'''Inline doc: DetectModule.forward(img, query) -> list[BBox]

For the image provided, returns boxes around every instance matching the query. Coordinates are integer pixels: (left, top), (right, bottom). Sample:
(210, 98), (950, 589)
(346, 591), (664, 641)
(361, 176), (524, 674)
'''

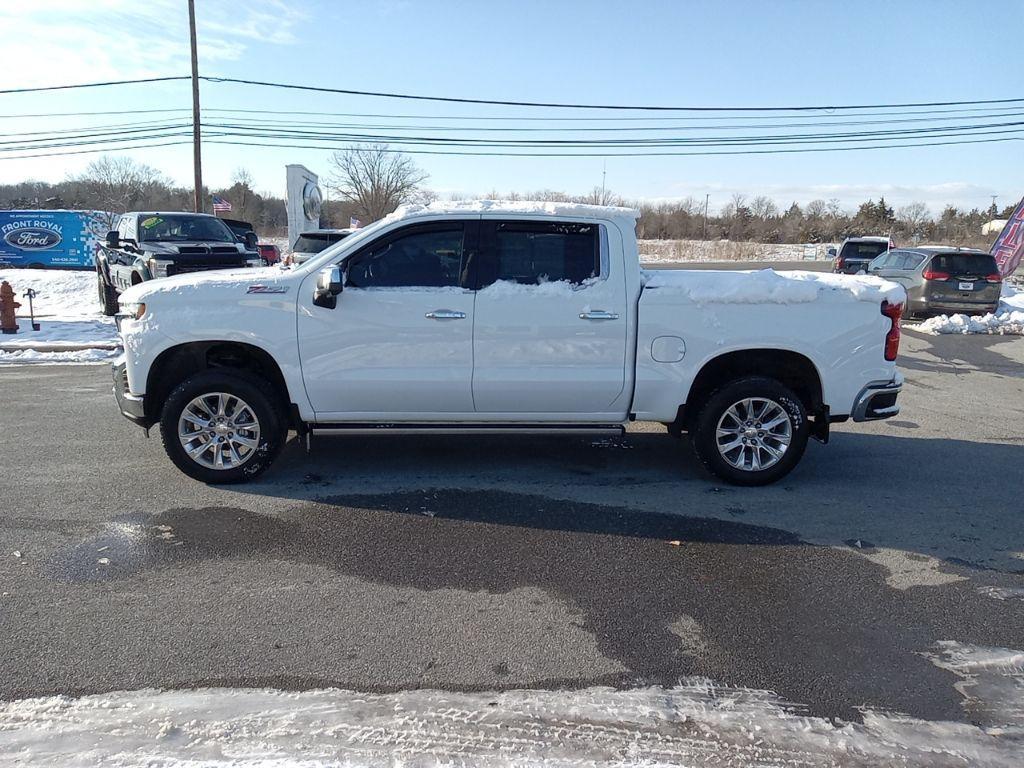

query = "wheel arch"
(678, 347), (824, 430)
(145, 340), (294, 426)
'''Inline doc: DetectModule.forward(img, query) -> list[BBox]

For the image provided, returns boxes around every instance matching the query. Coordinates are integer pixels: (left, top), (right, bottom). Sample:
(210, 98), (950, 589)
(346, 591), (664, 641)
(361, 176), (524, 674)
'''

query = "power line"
(0, 76), (188, 95)
(200, 75), (1024, 112)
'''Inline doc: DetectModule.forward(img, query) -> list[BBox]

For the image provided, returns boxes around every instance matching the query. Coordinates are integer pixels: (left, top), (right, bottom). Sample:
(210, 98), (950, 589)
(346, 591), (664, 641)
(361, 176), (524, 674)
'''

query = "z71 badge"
(246, 285), (289, 294)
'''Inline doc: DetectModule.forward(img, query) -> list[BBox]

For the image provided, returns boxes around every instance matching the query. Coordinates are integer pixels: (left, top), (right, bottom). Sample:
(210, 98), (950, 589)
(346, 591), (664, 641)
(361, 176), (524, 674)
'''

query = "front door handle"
(425, 309), (466, 320)
(579, 310), (619, 320)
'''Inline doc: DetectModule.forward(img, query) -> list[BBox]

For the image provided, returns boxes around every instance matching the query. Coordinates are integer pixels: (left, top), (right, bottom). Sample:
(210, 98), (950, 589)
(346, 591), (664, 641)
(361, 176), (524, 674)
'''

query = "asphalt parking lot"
(1, 326), (1022, 730)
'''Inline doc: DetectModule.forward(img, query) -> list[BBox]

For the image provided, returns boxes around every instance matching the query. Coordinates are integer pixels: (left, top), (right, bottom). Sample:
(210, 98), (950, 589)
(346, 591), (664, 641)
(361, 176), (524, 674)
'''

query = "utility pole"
(601, 160), (606, 204)
(188, 0), (203, 213)
(990, 194), (998, 214)
(702, 193), (710, 240)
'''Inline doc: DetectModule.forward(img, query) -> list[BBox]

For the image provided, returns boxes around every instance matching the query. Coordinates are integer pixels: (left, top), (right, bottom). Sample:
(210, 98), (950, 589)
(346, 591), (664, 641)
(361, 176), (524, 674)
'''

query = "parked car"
(112, 203), (905, 486)
(831, 236), (893, 274)
(95, 212), (262, 315)
(291, 229), (355, 265)
(868, 246), (1001, 318)
(258, 243), (282, 265)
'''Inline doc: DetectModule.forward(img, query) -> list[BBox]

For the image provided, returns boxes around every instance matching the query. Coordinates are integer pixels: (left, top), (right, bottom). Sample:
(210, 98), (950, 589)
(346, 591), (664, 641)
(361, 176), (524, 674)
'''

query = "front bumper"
(851, 373), (903, 422)
(112, 357), (151, 428)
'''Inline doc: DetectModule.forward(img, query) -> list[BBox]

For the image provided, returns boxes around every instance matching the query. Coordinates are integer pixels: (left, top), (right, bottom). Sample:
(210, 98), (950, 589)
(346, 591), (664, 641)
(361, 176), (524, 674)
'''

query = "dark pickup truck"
(95, 212), (262, 315)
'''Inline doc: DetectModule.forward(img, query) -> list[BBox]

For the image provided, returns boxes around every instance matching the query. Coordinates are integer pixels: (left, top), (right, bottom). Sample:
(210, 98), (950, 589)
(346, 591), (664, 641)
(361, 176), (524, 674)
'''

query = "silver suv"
(867, 247), (1001, 318)
(830, 236), (892, 274)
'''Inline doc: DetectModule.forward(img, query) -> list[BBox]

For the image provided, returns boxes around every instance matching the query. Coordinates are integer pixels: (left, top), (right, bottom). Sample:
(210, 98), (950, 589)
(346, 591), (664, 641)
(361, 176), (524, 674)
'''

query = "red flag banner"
(990, 197), (1024, 277)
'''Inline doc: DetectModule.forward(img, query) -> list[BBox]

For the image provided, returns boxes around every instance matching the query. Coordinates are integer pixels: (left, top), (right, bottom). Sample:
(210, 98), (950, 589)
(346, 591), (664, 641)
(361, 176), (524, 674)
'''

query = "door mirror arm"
(313, 265), (344, 309)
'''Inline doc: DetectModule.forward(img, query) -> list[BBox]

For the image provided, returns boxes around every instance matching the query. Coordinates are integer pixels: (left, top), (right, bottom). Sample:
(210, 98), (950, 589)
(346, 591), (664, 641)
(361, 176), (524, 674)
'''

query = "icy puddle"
(1, 642), (1021, 767)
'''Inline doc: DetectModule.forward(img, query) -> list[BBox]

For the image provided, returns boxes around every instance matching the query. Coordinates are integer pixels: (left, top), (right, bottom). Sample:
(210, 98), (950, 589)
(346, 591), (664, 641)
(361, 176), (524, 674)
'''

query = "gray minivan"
(868, 247), (1001, 318)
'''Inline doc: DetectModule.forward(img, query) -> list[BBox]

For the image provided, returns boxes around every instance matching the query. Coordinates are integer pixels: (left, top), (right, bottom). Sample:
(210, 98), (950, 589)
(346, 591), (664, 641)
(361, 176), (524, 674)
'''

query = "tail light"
(986, 273), (1003, 283)
(835, 256), (846, 270)
(881, 301), (902, 361)
(922, 269), (950, 281)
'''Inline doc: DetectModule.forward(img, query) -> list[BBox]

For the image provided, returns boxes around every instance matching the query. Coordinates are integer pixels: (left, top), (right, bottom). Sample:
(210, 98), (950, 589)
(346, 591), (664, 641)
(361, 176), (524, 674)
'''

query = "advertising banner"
(286, 165), (322, 250)
(990, 197), (1024, 278)
(0, 210), (111, 269)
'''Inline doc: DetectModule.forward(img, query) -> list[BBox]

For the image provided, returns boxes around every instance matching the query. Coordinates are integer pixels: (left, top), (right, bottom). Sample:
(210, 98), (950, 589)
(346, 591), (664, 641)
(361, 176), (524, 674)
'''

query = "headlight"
(119, 302), (147, 320)
(147, 258), (172, 277)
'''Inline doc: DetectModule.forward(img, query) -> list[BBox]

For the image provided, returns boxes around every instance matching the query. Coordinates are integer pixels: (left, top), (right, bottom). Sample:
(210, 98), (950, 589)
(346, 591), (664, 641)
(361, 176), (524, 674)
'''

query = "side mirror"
(105, 230), (120, 248)
(826, 246), (837, 258)
(244, 231), (259, 250)
(313, 265), (343, 309)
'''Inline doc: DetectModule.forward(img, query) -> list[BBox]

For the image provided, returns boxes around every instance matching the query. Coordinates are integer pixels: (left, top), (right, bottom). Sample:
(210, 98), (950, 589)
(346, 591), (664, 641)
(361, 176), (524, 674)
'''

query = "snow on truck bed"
(643, 268), (906, 305)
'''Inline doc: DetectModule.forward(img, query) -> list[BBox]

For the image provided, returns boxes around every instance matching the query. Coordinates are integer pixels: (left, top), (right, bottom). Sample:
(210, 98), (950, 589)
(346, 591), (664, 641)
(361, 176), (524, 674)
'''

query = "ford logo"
(3, 227), (62, 251)
(302, 180), (322, 221)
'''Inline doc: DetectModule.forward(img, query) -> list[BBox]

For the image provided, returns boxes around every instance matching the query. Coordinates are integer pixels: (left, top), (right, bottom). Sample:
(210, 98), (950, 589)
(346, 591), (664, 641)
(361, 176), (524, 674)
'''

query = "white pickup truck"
(113, 202), (905, 486)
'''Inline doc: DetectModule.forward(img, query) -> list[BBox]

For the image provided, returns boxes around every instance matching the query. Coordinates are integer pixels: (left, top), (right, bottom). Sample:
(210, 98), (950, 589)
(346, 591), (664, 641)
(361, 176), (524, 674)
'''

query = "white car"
(113, 201), (905, 486)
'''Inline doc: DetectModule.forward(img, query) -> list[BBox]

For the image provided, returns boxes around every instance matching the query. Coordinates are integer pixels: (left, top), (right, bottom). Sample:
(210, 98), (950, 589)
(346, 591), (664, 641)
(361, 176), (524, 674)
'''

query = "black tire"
(97, 271), (119, 316)
(689, 376), (809, 486)
(159, 369), (286, 484)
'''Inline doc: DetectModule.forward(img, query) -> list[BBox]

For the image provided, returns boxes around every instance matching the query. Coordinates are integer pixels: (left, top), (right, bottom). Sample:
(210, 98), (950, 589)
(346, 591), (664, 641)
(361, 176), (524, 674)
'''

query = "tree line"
(0, 149), (1014, 249)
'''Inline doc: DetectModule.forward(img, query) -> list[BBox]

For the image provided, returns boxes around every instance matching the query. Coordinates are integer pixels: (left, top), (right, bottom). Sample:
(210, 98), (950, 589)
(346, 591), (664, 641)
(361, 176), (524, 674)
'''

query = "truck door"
(470, 219), (629, 418)
(297, 220), (478, 419)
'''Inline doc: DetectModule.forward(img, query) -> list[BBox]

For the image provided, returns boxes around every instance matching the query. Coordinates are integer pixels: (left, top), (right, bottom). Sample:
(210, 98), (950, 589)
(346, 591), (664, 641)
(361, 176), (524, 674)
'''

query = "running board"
(309, 423), (625, 437)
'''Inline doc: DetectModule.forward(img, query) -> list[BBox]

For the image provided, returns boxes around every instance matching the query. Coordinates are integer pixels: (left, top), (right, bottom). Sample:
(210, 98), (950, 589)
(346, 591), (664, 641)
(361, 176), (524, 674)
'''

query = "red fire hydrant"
(0, 281), (20, 334)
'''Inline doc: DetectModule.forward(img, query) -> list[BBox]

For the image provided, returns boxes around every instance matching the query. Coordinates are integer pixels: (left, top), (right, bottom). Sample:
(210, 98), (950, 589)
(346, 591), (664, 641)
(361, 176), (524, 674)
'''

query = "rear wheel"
(690, 376), (809, 486)
(97, 272), (118, 316)
(160, 370), (286, 483)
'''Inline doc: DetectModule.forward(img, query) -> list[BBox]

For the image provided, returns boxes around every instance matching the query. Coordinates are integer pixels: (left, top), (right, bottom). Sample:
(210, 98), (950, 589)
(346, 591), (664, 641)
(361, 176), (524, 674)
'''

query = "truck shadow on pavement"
(44, 431), (1024, 723)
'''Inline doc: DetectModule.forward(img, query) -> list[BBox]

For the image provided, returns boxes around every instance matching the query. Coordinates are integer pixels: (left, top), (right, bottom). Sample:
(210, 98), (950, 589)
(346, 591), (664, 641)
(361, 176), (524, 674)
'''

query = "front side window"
(479, 221), (600, 287)
(345, 225), (465, 288)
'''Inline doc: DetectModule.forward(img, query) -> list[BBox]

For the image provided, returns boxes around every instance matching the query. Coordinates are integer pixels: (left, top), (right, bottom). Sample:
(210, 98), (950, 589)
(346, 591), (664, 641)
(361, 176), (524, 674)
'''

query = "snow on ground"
(640, 240), (831, 264)
(1, 641), (1020, 767)
(918, 282), (1024, 335)
(0, 269), (119, 365)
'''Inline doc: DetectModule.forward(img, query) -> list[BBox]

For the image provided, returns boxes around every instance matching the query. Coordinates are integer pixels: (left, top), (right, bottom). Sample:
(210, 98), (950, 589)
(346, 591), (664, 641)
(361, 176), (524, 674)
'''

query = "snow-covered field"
(918, 281), (1024, 335)
(0, 269), (120, 365)
(1, 640), (1020, 767)
(639, 240), (830, 264)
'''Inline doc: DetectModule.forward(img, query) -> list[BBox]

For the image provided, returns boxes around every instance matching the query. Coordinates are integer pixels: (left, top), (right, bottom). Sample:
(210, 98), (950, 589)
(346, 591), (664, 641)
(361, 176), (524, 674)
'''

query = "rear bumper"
(912, 297), (999, 315)
(111, 358), (151, 428)
(851, 373), (903, 422)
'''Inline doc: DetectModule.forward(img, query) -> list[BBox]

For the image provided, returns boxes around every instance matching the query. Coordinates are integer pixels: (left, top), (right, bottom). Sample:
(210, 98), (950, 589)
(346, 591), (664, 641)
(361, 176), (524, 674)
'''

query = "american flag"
(212, 194), (232, 213)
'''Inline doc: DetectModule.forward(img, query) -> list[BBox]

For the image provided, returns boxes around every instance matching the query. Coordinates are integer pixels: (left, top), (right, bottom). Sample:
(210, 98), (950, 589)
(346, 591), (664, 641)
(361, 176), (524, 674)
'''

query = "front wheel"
(97, 272), (118, 316)
(690, 376), (809, 486)
(160, 370), (286, 483)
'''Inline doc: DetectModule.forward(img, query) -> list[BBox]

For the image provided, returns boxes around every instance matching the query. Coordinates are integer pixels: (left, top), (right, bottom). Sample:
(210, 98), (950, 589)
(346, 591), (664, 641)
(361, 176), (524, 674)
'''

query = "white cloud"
(0, 0), (306, 88)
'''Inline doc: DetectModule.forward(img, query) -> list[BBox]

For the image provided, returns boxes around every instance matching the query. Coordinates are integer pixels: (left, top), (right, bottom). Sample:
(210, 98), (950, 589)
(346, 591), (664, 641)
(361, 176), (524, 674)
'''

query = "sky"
(0, 0), (1021, 215)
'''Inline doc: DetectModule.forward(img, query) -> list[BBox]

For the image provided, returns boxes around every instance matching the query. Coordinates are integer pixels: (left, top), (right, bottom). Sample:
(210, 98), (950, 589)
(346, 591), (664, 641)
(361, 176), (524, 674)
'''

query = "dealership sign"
(0, 210), (109, 268)
(991, 197), (1024, 278)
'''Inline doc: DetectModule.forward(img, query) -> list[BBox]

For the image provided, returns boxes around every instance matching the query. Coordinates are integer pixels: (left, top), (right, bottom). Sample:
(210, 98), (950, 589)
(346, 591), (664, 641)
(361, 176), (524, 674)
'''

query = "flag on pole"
(990, 197), (1024, 278)
(212, 195), (232, 213)
(349, 216), (362, 229)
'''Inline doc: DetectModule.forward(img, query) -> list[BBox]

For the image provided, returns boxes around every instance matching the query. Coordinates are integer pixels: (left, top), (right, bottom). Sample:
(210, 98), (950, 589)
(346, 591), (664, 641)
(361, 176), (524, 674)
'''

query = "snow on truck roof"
(384, 200), (641, 225)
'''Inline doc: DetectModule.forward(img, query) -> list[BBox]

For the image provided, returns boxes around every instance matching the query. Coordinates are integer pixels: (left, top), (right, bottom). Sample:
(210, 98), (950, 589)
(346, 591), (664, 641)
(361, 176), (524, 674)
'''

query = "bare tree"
(67, 155), (167, 226)
(586, 185), (621, 206)
(326, 144), (428, 222)
(897, 201), (930, 233)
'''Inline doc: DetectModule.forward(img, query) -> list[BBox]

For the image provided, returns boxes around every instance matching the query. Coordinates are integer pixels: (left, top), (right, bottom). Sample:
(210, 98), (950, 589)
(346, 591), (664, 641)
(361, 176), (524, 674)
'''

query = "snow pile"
(918, 283), (1024, 335)
(643, 268), (905, 305)
(2, 643), (1021, 768)
(0, 269), (119, 365)
(386, 199), (641, 224)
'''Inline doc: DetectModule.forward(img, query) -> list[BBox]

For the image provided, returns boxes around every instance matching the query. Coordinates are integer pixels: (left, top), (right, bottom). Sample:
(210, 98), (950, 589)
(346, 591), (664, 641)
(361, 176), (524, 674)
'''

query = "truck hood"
(119, 266), (292, 304)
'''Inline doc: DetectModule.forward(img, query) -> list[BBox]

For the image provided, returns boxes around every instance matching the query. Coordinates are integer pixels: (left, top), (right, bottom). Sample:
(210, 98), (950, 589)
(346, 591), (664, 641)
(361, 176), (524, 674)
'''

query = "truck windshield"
(138, 215), (237, 243)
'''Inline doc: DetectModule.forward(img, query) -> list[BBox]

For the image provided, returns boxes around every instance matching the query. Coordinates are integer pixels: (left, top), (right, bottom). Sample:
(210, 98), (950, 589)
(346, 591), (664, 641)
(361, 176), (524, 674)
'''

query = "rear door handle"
(425, 309), (466, 320)
(579, 310), (619, 320)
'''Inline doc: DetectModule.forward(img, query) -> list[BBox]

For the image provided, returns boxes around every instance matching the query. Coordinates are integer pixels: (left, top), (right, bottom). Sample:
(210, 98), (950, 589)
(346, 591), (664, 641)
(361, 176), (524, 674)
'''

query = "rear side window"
(479, 221), (599, 287)
(928, 253), (998, 276)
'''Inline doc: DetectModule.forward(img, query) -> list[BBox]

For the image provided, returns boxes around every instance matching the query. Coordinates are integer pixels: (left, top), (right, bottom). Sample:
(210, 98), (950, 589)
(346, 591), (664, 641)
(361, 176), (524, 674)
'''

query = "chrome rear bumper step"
(310, 423), (625, 437)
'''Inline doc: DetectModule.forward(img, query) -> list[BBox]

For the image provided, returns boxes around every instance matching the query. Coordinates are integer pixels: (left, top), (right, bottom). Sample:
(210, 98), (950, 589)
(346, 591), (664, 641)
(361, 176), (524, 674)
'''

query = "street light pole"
(188, 0), (203, 213)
